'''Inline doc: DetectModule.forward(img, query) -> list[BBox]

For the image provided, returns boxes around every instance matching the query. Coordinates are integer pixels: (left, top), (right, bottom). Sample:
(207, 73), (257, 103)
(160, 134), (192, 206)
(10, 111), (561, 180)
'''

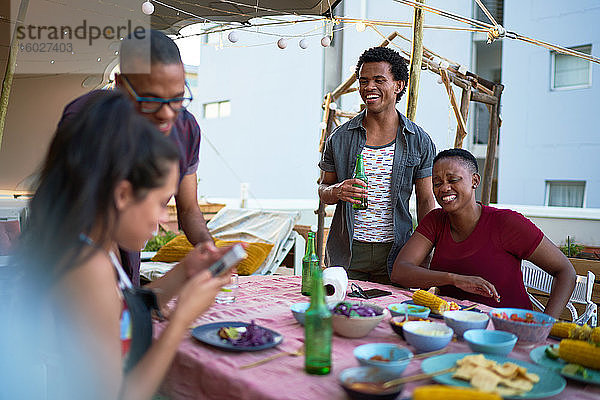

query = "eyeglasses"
(120, 75), (193, 114)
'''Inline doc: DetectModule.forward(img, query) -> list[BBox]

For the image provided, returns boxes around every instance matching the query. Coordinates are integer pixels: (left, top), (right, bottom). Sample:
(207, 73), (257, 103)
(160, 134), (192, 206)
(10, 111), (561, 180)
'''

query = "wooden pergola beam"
(0, 0), (30, 150)
(440, 69), (468, 148)
(406, 0), (425, 121)
(455, 87), (472, 148)
(481, 84), (504, 205)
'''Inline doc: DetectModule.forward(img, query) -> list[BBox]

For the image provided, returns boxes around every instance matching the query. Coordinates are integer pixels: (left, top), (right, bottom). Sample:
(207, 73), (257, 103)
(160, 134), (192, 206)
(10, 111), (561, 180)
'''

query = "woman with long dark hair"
(9, 91), (232, 400)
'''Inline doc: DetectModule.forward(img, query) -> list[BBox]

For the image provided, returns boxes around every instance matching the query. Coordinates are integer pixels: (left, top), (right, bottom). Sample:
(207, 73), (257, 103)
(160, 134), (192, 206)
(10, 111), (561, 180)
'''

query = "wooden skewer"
(239, 345), (304, 370)
(382, 366), (457, 389)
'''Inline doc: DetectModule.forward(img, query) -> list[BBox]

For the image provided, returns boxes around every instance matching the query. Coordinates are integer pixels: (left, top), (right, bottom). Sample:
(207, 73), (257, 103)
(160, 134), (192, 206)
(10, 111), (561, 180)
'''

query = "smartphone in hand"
(208, 243), (247, 277)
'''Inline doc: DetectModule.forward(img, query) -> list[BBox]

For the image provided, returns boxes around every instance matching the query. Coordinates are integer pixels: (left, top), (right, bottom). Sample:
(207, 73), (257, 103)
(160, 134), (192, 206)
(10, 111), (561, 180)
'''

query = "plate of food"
(191, 321), (283, 352)
(421, 352), (565, 399)
(529, 345), (600, 386)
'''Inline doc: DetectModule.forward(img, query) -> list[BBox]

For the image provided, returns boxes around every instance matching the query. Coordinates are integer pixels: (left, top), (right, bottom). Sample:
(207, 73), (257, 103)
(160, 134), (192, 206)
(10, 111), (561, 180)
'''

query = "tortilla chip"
(453, 365), (478, 381)
(471, 369), (501, 392)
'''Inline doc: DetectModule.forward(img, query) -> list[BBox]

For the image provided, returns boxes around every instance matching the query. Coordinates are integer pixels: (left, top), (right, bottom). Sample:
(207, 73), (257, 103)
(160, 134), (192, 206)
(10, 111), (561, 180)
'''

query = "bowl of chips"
(489, 308), (555, 345)
(332, 301), (388, 338)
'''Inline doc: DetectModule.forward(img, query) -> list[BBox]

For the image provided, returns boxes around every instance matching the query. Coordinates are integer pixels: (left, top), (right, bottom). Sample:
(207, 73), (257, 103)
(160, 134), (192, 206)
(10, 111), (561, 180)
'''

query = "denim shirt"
(318, 109), (436, 275)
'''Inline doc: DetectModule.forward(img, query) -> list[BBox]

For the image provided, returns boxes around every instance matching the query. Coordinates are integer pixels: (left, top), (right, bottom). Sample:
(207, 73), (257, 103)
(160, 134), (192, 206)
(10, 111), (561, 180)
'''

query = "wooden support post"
(454, 87), (471, 148)
(440, 70), (468, 148)
(0, 0), (30, 150)
(316, 104), (338, 266)
(481, 84), (504, 205)
(406, 0), (425, 121)
(318, 93), (333, 153)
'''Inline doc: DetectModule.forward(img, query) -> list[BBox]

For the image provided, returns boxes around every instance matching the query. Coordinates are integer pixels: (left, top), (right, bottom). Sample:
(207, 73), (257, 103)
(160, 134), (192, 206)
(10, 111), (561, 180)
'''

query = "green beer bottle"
(304, 261), (332, 375)
(352, 154), (368, 210)
(301, 231), (319, 296)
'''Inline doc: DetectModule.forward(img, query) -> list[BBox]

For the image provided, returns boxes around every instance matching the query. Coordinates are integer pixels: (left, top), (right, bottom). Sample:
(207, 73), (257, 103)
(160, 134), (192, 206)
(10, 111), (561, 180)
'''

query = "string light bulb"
(277, 38), (287, 49)
(228, 31), (239, 43)
(355, 21), (366, 32)
(299, 39), (308, 49)
(141, 1), (154, 15)
(320, 36), (331, 47)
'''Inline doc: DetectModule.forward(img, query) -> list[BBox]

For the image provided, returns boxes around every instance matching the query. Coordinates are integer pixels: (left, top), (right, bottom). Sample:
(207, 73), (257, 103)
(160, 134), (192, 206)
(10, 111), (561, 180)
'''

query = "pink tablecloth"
(155, 275), (600, 400)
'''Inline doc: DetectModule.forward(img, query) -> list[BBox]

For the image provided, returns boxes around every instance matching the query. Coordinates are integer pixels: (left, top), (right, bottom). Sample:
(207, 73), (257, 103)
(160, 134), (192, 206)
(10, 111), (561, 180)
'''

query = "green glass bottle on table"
(352, 153), (368, 210)
(301, 231), (319, 296)
(304, 259), (332, 375)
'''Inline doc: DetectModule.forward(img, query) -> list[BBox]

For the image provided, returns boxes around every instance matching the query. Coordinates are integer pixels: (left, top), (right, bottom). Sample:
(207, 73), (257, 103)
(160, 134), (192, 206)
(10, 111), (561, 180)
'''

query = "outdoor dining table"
(154, 275), (600, 400)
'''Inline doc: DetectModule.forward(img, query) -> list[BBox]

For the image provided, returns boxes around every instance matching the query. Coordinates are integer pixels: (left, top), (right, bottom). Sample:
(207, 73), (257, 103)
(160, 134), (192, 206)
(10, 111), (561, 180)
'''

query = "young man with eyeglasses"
(58, 30), (213, 286)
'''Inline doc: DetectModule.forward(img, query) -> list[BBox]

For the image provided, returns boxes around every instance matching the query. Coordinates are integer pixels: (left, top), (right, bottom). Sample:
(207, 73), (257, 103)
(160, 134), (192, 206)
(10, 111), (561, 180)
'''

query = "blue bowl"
(463, 329), (518, 356)
(443, 310), (489, 338)
(402, 321), (453, 353)
(489, 308), (555, 345)
(353, 343), (413, 375)
(387, 303), (430, 319)
(339, 366), (403, 400)
(290, 302), (310, 325)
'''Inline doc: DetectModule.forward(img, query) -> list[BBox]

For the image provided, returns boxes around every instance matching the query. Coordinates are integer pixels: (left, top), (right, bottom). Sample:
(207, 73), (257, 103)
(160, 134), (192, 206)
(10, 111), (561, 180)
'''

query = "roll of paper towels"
(322, 267), (348, 306)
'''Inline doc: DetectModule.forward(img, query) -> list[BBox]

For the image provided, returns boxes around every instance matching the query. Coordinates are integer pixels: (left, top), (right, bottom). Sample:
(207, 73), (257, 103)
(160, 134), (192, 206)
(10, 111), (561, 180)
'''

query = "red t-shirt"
(415, 205), (543, 308)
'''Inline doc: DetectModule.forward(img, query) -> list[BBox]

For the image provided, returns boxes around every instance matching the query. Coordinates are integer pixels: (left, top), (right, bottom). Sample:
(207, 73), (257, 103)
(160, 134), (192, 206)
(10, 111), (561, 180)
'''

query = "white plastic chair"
(521, 260), (597, 327)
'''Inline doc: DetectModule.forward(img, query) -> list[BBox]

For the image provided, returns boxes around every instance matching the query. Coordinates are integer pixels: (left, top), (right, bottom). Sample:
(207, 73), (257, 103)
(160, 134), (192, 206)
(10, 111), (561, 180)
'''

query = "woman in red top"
(391, 148), (575, 317)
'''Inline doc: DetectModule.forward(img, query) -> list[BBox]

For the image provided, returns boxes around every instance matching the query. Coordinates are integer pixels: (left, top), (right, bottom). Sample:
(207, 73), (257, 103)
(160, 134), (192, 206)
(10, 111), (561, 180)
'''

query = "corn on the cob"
(558, 339), (600, 370)
(550, 322), (578, 338)
(591, 327), (600, 344)
(413, 385), (502, 400)
(412, 289), (449, 314)
(571, 324), (593, 340)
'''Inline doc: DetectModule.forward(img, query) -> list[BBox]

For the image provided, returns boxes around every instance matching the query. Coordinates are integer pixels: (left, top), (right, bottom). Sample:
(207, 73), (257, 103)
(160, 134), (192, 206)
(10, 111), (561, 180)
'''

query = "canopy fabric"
(152, 1), (342, 32)
(0, 0), (341, 192)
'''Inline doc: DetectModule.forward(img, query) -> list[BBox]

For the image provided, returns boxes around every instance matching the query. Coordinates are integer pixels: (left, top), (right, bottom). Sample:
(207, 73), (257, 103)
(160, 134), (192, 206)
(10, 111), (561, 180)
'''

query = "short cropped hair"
(120, 29), (182, 73)
(433, 148), (479, 174)
(355, 47), (409, 102)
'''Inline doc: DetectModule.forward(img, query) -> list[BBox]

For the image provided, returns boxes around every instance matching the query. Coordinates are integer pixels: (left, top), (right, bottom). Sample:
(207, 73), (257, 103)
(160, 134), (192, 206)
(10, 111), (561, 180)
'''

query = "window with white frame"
(551, 45), (592, 90)
(203, 100), (231, 119)
(545, 180), (586, 207)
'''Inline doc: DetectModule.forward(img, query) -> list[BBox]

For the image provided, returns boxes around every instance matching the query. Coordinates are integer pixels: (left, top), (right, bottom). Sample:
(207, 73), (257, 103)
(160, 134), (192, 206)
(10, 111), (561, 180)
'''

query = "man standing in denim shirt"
(318, 47), (436, 284)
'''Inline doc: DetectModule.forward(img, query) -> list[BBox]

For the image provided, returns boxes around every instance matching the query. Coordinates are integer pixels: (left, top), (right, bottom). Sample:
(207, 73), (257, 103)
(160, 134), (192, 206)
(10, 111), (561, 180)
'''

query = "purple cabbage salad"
(333, 302), (382, 318)
(221, 321), (274, 347)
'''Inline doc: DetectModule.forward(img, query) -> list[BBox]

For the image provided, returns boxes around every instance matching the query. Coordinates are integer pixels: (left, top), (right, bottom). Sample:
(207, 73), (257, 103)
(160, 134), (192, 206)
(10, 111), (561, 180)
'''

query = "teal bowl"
(353, 343), (413, 375)
(387, 303), (431, 319)
(463, 329), (518, 356)
(290, 302), (310, 325)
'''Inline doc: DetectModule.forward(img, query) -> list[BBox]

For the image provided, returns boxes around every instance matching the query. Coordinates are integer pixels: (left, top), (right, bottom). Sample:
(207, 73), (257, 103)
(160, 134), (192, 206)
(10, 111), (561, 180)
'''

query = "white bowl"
(331, 302), (388, 338)
(443, 310), (489, 338)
